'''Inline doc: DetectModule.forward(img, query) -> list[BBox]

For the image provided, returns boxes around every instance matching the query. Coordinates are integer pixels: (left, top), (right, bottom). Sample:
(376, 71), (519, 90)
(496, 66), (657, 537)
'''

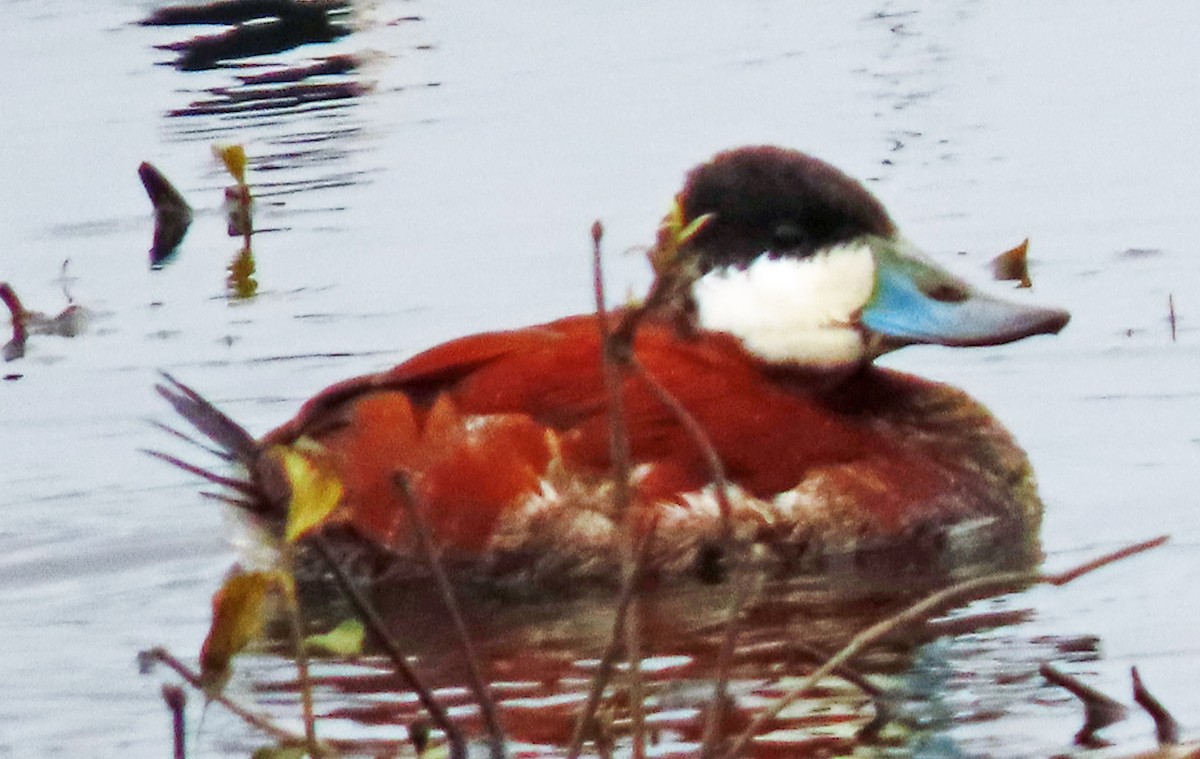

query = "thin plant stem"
(309, 536), (467, 759)
(393, 472), (507, 759)
(565, 520), (659, 759)
(1045, 536), (1167, 586)
(591, 221), (645, 759)
(1, 283), (28, 359)
(1168, 294), (1177, 343)
(629, 357), (734, 551)
(141, 647), (305, 746)
(771, 640), (885, 698)
(161, 685), (187, 759)
(698, 571), (760, 759)
(622, 604), (646, 759)
(281, 543), (321, 756)
(720, 535), (1168, 759)
(1040, 662), (1127, 746)
(617, 230), (753, 758)
(1131, 666), (1181, 746)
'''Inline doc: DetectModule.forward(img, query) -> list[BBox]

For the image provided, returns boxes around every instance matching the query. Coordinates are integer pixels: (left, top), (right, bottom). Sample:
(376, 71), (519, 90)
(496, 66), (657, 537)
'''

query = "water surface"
(2, 2), (1199, 757)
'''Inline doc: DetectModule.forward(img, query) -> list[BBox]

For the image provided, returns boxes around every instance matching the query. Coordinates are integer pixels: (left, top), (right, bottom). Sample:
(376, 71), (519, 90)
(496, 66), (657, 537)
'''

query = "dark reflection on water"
(143, 0), (353, 72)
(164, 56), (365, 121)
(140, 0), (404, 204)
(233, 561), (1102, 758)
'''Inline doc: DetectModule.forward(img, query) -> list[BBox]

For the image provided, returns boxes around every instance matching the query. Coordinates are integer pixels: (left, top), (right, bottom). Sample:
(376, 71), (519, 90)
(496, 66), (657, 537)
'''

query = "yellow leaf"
(272, 443), (344, 543)
(304, 619), (365, 658)
(199, 570), (280, 697)
(214, 143), (248, 185)
(650, 195), (712, 276)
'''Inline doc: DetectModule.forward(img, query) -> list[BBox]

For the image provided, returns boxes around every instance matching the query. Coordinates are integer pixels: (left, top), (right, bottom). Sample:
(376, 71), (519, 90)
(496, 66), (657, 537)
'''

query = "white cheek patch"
(693, 242), (876, 368)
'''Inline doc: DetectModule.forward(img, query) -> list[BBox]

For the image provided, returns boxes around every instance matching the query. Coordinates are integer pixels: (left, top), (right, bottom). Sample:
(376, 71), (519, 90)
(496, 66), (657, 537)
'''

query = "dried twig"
(1045, 536), (1167, 586)
(161, 684), (187, 759)
(608, 203), (704, 349)
(309, 536), (466, 759)
(720, 535), (1168, 759)
(760, 638), (896, 741)
(1132, 666), (1181, 746)
(612, 218), (752, 757)
(281, 544), (321, 756)
(629, 357), (734, 567)
(393, 472), (507, 759)
(566, 519), (659, 759)
(591, 220), (647, 759)
(1, 283), (28, 361)
(140, 647), (305, 746)
(698, 570), (760, 759)
(1041, 662), (1128, 746)
(584, 213), (750, 757)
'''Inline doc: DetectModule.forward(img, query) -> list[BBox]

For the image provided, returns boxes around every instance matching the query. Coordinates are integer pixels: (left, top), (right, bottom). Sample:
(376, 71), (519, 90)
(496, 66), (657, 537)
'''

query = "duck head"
(676, 146), (1070, 372)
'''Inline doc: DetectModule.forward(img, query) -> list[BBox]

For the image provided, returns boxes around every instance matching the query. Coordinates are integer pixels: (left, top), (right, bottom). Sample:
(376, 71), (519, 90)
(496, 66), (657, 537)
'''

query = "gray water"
(2, 2), (1199, 757)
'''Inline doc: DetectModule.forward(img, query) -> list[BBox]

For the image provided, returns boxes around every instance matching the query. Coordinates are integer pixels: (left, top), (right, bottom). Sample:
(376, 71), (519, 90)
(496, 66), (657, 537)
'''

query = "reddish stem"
(1, 283), (29, 354)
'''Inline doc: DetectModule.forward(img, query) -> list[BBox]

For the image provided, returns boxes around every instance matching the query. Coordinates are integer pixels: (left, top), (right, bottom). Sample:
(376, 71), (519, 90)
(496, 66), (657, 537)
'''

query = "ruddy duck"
(157, 146), (1069, 588)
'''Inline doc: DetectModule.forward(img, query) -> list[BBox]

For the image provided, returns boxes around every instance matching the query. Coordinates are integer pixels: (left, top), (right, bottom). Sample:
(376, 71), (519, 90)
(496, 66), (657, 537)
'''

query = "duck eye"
(770, 222), (809, 250)
(924, 282), (969, 303)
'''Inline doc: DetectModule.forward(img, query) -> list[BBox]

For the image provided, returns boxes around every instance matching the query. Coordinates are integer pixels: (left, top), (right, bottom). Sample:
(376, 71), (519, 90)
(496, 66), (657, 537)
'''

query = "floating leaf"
(272, 442), (344, 543)
(214, 143), (248, 185)
(200, 570), (280, 697)
(991, 238), (1032, 288)
(304, 619), (365, 658)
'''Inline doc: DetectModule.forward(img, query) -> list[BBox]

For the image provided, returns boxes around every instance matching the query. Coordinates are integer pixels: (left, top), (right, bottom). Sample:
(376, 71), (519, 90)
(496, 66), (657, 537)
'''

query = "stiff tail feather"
(154, 372), (257, 463)
(147, 372), (275, 516)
